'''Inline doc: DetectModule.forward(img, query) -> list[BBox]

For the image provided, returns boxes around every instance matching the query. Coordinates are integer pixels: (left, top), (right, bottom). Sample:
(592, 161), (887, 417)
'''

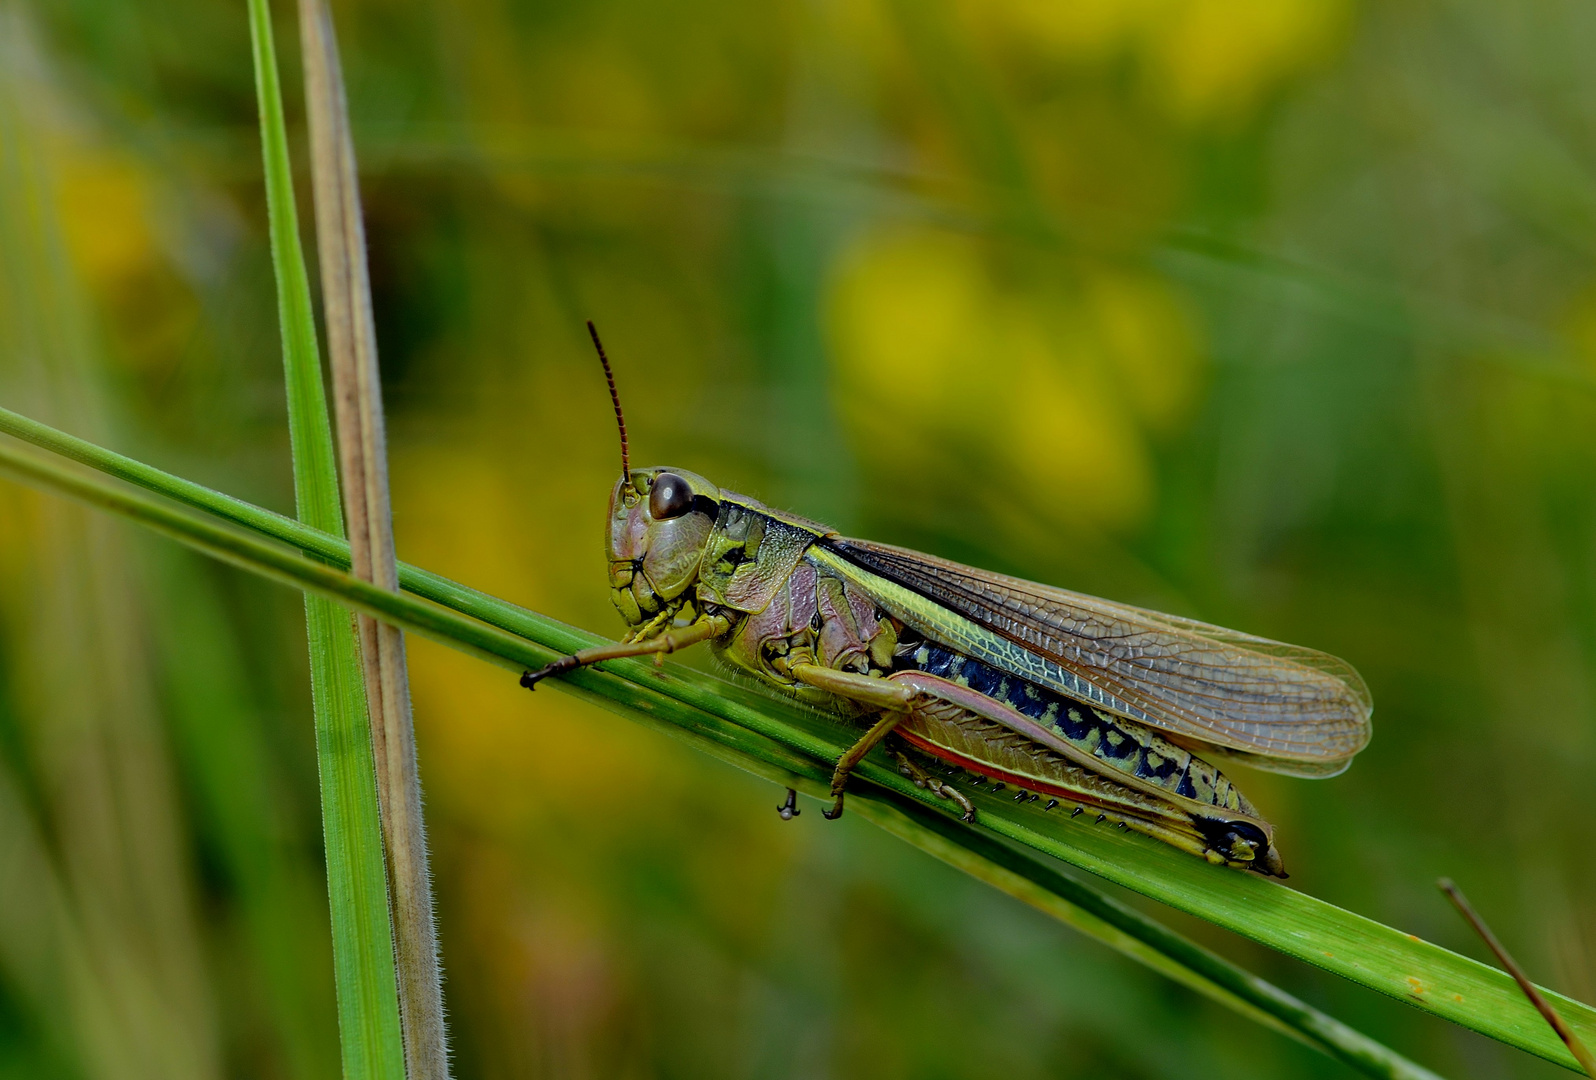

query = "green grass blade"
(10, 428), (1596, 1074)
(249, 0), (338, 533)
(851, 800), (1449, 1080)
(246, 2), (404, 1077)
(0, 438), (1446, 1080)
(4, 410), (1595, 1072)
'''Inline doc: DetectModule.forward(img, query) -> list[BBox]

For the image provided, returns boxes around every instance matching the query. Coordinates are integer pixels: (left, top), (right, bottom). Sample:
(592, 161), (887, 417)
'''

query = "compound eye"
(649, 472), (694, 520)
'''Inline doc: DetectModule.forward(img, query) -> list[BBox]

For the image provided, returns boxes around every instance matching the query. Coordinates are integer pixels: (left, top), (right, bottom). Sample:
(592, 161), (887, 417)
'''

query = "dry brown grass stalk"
(296, 2), (449, 1075)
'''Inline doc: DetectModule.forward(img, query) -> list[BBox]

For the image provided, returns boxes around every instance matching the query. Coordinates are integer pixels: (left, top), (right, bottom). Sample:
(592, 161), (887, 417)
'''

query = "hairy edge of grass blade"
(10, 432), (1580, 1079)
(246, 3), (405, 1078)
(296, 2), (447, 1074)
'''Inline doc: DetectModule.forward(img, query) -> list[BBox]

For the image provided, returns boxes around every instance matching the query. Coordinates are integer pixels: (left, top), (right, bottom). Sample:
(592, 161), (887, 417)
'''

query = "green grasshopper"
(523, 324), (1373, 877)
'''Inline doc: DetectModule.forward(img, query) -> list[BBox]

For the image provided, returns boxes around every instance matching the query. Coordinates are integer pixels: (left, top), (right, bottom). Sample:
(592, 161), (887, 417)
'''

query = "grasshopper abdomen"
(887, 636), (1282, 873)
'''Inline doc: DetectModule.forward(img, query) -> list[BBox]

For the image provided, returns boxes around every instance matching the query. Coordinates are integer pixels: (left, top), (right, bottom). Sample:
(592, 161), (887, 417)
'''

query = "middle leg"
(788, 662), (919, 820)
(821, 711), (905, 820)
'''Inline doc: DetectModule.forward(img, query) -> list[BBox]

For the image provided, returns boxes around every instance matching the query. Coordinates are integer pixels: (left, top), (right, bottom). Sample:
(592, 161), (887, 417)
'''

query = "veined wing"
(822, 538), (1372, 775)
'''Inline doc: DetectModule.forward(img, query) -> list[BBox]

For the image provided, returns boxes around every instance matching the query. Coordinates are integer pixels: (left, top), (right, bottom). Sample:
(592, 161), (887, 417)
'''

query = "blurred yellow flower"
(50, 145), (196, 379)
(965, 0), (1350, 123)
(54, 150), (156, 287)
(827, 226), (1200, 532)
(977, 0), (1163, 60)
(1084, 269), (1202, 432)
(1002, 305), (1153, 529)
(1152, 0), (1351, 122)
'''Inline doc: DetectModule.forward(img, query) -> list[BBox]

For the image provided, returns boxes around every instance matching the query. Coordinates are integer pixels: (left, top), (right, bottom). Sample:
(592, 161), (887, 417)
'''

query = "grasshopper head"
(606, 467), (721, 627)
(581, 323), (722, 627)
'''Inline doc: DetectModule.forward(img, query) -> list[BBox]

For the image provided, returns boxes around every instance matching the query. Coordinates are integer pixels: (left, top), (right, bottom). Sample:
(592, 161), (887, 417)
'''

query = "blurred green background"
(2, 0), (1595, 1077)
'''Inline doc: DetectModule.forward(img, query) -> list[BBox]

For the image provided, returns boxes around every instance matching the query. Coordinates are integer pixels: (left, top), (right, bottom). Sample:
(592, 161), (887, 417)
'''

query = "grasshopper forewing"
(818, 539), (1372, 778)
(522, 325), (1374, 877)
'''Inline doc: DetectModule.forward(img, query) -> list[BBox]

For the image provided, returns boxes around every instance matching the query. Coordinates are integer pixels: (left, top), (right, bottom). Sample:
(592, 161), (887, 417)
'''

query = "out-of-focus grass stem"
(246, 0), (405, 1076)
(296, 1), (448, 1074)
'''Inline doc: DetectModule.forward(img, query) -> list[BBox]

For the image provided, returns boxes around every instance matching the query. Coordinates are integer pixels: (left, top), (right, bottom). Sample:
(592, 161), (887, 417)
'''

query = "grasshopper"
(522, 324), (1373, 877)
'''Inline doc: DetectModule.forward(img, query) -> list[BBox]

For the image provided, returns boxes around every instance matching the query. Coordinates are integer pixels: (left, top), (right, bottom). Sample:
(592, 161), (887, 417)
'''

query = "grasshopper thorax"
(606, 466), (722, 627)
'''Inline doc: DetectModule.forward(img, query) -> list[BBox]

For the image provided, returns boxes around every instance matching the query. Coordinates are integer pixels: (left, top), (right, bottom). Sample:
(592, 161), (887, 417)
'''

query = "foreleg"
(521, 615), (730, 690)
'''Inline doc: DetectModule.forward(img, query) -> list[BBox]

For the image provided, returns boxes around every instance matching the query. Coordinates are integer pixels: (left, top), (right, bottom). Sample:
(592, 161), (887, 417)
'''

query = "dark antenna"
(587, 320), (630, 487)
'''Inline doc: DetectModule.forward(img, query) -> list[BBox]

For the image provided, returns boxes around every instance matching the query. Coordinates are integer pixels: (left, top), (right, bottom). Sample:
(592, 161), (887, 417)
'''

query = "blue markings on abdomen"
(895, 639), (1205, 803)
(962, 660), (1006, 700)
(919, 646), (960, 680)
(1010, 683), (1051, 721)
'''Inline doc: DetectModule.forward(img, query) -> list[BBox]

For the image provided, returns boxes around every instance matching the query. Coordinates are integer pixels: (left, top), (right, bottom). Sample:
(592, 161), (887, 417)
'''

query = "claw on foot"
(777, 788), (801, 820)
(892, 750), (977, 824)
(522, 656), (577, 690)
(822, 795), (845, 820)
(947, 784), (977, 823)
